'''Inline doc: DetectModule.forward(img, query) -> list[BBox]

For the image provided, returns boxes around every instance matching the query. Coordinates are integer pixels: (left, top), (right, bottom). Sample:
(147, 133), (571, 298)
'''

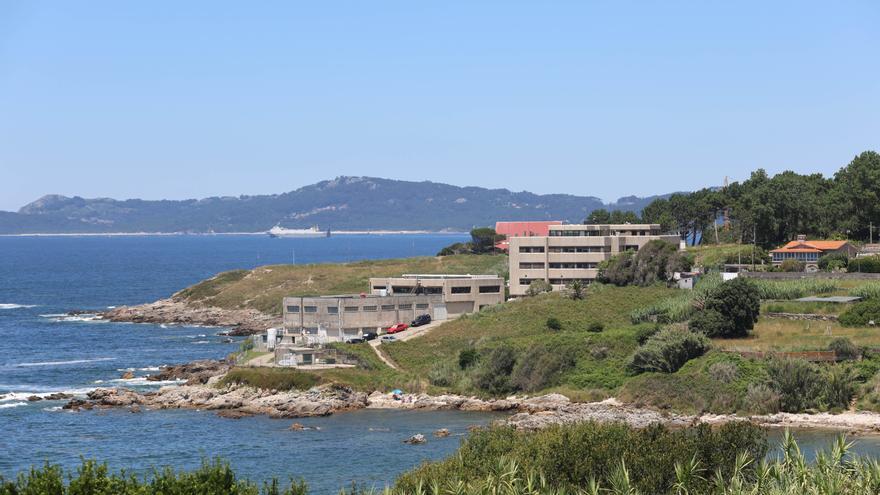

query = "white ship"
(267, 225), (330, 238)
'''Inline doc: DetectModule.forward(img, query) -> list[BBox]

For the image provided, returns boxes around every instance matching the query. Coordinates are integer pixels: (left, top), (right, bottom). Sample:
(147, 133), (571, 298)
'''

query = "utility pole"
(871, 222), (874, 245)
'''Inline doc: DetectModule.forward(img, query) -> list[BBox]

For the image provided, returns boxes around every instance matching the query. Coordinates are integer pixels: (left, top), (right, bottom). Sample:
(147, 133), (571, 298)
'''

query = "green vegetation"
(687, 244), (769, 269)
(437, 228), (504, 256)
(839, 299), (880, 327)
(597, 240), (692, 286)
(218, 367), (322, 391)
(627, 327), (710, 373)
(630, 273), (723, 324)
(174, 254), (507, 315)
(750, 278), (839, 300)
(0, 458), (308, 495)
(690, 278), (761, 338)
(848, 255), (880, 273)
(396, 422), (767, 494)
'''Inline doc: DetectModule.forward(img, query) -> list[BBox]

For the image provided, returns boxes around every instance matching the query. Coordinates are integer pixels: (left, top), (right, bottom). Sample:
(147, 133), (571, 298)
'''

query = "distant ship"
(267, 225), (331, 238)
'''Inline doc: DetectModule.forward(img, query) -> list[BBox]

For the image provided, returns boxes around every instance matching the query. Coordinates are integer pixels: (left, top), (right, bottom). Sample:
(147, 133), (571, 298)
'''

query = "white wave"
(191, 340), (210, 344)
(0, 388), (95, 402)
(116, 366), (161, 372)
(46, 314), (107, 323)
(160, 324), (168, 329)
(0, 303), (37, 309)
(38, 313), (68, 318)
(0, 402), (27, 409)
(13, 357), (116, 367)
(107, 306), (116, 309)
(42, 406), (63, 412)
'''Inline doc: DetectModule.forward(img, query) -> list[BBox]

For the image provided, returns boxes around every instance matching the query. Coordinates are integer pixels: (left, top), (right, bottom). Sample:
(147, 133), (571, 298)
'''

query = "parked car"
(386, 323), (409, 334)
(362, 332), (378, 341)
(346, 337), (365, 344)
(411, 314), (432, 327)
(380, 335), (397, 342)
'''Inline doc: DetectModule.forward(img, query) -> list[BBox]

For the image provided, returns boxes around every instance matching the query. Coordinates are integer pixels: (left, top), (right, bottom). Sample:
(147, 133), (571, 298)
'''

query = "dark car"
(411, 314), (432, 327)
(346, 337), (365, 344)
(362, 332), (378, 341)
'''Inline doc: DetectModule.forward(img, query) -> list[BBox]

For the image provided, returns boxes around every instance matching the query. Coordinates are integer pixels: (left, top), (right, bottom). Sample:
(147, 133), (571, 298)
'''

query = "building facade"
(282, 293), (444, 343)
(508, 223), (680, 296)
(368, 274), (505, 316)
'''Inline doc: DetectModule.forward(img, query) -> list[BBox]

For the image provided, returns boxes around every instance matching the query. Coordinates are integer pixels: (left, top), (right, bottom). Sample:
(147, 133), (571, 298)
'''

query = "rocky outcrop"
(503, 398), (697, 430)
(101, 299), (279, 335)
(147, 359), (230, 385)
(404, 434), (426, 444)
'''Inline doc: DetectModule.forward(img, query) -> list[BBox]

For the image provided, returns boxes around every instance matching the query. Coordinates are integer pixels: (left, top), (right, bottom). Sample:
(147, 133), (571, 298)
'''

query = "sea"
(0, 234), (878, 493)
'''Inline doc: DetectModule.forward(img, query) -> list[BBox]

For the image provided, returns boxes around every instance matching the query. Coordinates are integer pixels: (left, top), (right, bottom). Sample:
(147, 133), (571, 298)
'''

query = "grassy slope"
(173, 254), (508, 315)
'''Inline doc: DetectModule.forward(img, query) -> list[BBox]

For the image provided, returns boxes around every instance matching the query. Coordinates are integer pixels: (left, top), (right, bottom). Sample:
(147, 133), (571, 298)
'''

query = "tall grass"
(849, 282), (880, 300)
(751, 279), (839, 300)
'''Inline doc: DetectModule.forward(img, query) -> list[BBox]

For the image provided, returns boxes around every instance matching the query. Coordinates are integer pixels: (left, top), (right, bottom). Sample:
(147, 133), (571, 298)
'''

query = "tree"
(585, 208), (612, 224)
(698, 278), (761, 338)
(526, 279), (553, 296)
(566, 280), (585, 300)
(597, 240), (691, 286)
(470, 227), (502, 254)
(833, 151), (880, 239)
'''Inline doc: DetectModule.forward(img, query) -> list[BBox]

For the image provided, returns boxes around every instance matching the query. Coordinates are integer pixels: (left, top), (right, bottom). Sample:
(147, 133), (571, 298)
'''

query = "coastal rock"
(121, 371), (135, 380)
(87, 388), (143, 407)
(433, 428), (450, 437)
(101, 299), (279, 335)
(148, 359), (230, 385)
(27, 395), (43, 402)
(45, 393), (73, 401)
(216, 409), (253, 419)
(404, 434), (426, 444)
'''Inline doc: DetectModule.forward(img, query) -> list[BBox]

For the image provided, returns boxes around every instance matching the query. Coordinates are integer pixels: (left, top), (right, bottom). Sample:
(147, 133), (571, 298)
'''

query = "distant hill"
(0, 177), (674, 234)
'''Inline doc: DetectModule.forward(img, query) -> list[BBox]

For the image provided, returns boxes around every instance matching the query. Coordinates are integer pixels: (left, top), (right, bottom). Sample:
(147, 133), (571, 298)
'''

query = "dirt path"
(369, 340), (401, 370)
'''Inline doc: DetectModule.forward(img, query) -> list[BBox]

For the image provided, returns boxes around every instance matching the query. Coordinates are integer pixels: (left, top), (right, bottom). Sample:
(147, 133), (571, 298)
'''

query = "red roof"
(494, 221), (562, 251)
(771, 239), (851, 253)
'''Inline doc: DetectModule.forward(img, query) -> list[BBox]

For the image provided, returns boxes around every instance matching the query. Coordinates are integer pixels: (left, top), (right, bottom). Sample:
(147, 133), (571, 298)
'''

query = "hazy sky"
(1, 1), (878, 211)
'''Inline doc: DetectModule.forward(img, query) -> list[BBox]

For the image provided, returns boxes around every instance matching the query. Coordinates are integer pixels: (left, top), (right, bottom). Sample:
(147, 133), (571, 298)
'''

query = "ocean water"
(0, 234), (508, 493)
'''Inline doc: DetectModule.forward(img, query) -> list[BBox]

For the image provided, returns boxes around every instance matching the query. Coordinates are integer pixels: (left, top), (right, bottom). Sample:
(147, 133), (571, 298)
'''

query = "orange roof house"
(770, 235), (856, 265)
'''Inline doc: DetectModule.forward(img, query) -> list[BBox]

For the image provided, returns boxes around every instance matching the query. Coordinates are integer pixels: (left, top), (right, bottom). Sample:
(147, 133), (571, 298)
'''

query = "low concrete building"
(368, 274), (505, 315)
(508, 223), (680, 296)
(281, 293), (444, 343)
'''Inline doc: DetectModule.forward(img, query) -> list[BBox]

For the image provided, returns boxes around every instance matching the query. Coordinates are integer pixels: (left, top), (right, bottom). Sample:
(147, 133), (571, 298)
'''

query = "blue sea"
(0, 233), (507, 493)
(1, 234), (878, 492)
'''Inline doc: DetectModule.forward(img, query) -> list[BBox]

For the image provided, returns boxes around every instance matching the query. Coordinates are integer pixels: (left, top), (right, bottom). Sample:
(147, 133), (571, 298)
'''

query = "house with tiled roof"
(770, 235), (857, 266)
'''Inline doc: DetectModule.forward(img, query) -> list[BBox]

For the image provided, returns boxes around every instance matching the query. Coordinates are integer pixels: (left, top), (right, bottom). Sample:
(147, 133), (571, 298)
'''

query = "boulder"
(433, 428), (450, 438)
(404, 434), (426, 445)
(121, 371), (135, 380)
(216, 409), (253, 419)
(27, 395), (43, 402)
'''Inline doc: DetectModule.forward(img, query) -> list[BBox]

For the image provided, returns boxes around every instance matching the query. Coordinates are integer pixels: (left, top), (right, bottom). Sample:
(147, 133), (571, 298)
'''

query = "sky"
(1, 1), (878, 211)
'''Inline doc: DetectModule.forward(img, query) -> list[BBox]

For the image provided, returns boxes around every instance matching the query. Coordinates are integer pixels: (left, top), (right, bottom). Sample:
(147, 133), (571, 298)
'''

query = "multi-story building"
(508, 223), (680, 296)
(368, 274), (505, 316)
(494, 221), (562, 251)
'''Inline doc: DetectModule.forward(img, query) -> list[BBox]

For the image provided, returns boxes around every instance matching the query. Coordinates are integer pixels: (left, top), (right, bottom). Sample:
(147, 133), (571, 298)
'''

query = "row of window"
(518, 278), (593, 286)
(287, 303), (430, 313)
(519, 262), (598, 270)
(772, 252), (820, 261)
(549, 246), (610, 253)
(518, 246), (545, 253)
(548, 230), (657, 237)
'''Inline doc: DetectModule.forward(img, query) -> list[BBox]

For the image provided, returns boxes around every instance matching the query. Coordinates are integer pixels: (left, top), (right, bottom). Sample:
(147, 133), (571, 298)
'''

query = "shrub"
(510, 346), (575, 392)
(472, 345), (518, 394)
(566, 280), (585, 300)
(427, 360), (457, 387)
(458, 348), (479, 369)
(780, 259), (805, 272)
(546, 317), (562, 331)
(688, 308), (735, 338)
(822, 365), (855, 410)
(744, 383), (780, 414)
(634, 325), (661, 345)
(586, 322), (604, 333)
(767, 359), (822, 412)
(839, 299), (880, 327)
(218, 367), (321, 391)
(818, 252), (850, 271)
(700, 278), (760, 337)
(708, 361), (739, 383)
(598, 240), (692, 286)
(628, 327), (711, 374)
(849, 255), (880, 273)
(828, 337), (860, 360)
(526, 279), (553, 296)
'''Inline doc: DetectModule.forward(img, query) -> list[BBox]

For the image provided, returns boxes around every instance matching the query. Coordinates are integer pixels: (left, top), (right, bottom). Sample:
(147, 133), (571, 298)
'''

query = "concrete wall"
(508, 226), (680, 296)
(368, 276), (504, 315)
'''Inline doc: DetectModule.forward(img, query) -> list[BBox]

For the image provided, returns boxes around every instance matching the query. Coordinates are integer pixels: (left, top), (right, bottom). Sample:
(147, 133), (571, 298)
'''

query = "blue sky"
(1, 1), (877, 211)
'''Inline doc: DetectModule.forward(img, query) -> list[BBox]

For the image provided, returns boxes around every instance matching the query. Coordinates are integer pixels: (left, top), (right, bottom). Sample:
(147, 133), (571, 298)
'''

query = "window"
(303, 306), (317, 313)
(286, 305), (300, 313)
(304, 327), (319, 334)
(381, 304), (395, 311)
(327, 306), (338, 314)
(549, 246), (609, 253)
(519, 262), (545, 269)
(398, 303), (413, 310)
(392, 286), (414, 294)
(518, 246), (545, 253)
(363, 305), (377, 312)
(423, 287), (443, 294)
(451, 286), (471, 294)
(344, 306), (359, 313)
(416, 303), (429, 309)
(372, 285), (387, 290)
(549, 262), (597, 269)
(479, 285), (501, 293)
(519, 278), (534, 286)
(343, 328), (359, 335)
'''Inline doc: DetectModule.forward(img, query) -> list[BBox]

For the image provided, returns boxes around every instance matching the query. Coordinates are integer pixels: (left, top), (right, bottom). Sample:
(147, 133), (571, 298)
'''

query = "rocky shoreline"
(101, 299), (279, 336)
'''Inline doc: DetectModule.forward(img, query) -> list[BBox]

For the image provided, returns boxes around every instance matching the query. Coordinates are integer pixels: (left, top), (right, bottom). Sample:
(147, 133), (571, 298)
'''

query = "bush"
(839, 299), (880, 327)
(472, 345), (518, 394)
(510, 346), (574, 392)
(688, 309), (735, 338)
(818, 252), (850, 271)
(700, 278), (761, 337)
(218, 367), (321, 391)
(598, 240), (692, 286)
(396, 422), (768, 495)
(828, 337), (860, 360)
(546, 317), (562, 331)
(586, 322), (604, 333)
(525, 279), (552, 296)
(428, 360), (457, 387)
(458, 348), (479, 369)
(744, 383), (780, 414)
(628, 328), (711, 374)
(822, 365), (855, 410)
(708, 361), (739, 383)
(779, 259), (805, 272)
(566, 280), (585, 300)
(767, 359), (822, 412)
(849, 255), (880, 273)
(634, 325), (661, 345)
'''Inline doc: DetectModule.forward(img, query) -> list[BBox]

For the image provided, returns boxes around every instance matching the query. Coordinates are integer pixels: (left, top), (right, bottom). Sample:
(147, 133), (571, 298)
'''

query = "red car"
(386, 323), (409, 334)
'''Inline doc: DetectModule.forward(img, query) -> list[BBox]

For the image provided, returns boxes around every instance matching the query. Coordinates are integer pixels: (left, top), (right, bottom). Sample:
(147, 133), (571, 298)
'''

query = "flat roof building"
(508, 223), (680, 296)
(368, 274), (504, 316)
(494, 221), (563, 251)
